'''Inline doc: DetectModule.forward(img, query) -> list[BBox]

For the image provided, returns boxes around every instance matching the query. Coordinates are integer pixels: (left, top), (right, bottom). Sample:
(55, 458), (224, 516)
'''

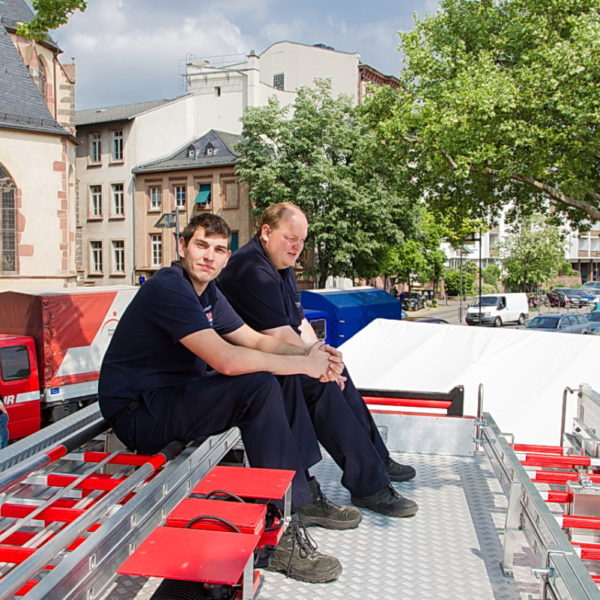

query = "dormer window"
(205, 143), (217, 156)
(187, 145), (196, 158)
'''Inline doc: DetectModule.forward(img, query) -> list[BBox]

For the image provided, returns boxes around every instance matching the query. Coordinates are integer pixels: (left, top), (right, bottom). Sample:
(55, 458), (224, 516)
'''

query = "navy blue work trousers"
(111, 371), (313, 509)
(0, 412), (8, 449)
(279, 367), (390, 498)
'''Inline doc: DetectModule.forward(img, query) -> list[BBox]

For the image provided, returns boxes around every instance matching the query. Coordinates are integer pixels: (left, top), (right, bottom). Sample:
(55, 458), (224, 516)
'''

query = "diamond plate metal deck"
(103, 449), (541, 600)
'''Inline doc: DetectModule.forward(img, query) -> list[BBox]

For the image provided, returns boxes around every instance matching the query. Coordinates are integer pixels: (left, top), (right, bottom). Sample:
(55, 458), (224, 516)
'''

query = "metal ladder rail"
(0, 410), (115, 580)
(481, 412), (600, 600)
(0, 452), (146, 597)
(0, 414), (109, 494)
(0, 404), (105, 473)
(0, 485), (112, 576)
(0, 428), (241, 600)
(27, 429), (241, 600)
(0, 449), (121, 547)
(0, 437), (184, 598)
(512, 448), (600, 566)
(0, 445), (124, 576)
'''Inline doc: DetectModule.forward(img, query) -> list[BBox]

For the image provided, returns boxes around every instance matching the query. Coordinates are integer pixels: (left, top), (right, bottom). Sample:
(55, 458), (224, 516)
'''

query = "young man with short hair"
(99, 214), (351, 584)
(218, 203), (418, 518)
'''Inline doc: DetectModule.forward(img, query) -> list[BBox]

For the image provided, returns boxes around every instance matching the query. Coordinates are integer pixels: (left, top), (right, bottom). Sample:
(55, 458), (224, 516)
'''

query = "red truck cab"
(0, 334), (41, 439)
(0, 286), (138, 442)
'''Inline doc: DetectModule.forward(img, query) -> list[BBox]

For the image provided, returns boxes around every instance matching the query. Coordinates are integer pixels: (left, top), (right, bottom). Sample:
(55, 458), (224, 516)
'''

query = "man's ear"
(178, 236), (186, 258)
(259, 224), (270, 243)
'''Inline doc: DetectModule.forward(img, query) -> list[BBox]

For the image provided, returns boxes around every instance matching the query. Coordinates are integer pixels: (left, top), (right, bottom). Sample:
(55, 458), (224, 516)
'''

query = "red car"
(546, 289), (569, 307)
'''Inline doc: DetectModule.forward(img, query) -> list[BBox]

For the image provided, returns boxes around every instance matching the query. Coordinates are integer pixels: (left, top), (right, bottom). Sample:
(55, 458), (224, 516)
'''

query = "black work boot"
(295, 477), (362, 529)
(266, 517), (343, 583)
(351, 485), (418, 518)
(385, 456), (416, 482)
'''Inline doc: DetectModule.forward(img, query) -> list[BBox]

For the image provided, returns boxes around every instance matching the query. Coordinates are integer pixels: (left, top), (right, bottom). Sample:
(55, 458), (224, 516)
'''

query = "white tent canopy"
(341, 319), (600, 446)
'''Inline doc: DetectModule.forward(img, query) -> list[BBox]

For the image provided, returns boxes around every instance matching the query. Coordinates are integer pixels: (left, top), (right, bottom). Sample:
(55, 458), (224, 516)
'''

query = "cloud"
(56, 3), (251, 107)
(54, 0), (440, 109)
(260, 20), (305, 43)
(257, 16), (404, 76)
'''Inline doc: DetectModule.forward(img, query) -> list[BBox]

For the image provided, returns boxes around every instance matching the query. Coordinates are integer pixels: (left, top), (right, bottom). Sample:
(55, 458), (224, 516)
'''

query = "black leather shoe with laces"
(266, 517), (343, 583)
(385, 456), (416, 482)
(295, 477), (362, 529)
(351, 485), (418, 518)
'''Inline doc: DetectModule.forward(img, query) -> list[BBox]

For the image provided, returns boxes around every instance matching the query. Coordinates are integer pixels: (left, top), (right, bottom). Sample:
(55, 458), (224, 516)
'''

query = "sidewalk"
(407, 297), (461, 317)
(406, 296), (592, 321)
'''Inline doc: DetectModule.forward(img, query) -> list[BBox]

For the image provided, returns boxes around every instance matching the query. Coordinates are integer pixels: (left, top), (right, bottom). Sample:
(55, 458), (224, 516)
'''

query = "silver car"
(582, 282), (600, 303)
(525, 313), (592, 334)
(553, 288), (586, 308)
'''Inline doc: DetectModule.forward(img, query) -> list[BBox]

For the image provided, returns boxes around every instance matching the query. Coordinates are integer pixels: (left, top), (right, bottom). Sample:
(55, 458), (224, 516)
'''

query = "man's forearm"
(254, 333), (308, 356)
(254, 333), (343, 384)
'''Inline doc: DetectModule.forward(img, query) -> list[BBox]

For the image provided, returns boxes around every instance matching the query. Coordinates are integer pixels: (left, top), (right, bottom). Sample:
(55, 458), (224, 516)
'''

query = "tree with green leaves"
(500, 216), (566, 292)
(444, 269), (476, 297)
(482, 264), (501, 292)
(236, 79), (419, 287)
(16, 0), (87, 40)
(381, 208), (446, 292)
(362, 0), (600, 229)
(381, 240), (429, 292)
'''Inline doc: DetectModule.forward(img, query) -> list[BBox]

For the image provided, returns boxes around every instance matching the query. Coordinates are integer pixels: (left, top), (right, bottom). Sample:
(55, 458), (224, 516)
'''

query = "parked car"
(569, 288), (596, 307)
(546, 289), (568, 307)
(525, 313), (592, 333)
(582, 282), (600, 303)
(552, 288), (585, 308)
(527, 294), (544, 309)
(465, 293), (528, 327)
(401, 291), (425, 312)
(587, 311), (600, 333)
(404, 317), (449, 324)
(419, 289), (435, 302)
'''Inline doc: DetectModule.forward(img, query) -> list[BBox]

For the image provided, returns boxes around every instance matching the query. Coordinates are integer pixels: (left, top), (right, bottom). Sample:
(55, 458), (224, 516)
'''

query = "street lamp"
(457, 246), (472, 323)
(461, 231), (483, 325)
(154, 205), (181, 261)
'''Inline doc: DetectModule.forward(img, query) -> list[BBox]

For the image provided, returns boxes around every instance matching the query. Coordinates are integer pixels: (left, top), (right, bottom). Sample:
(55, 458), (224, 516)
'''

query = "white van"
(465, 293), (529, 327)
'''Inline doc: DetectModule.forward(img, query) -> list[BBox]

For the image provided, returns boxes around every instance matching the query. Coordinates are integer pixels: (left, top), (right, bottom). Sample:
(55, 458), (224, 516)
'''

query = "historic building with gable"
(132, 130), (249, 280)
(74, 41), (399, 283)
(0, 0), (77, 290)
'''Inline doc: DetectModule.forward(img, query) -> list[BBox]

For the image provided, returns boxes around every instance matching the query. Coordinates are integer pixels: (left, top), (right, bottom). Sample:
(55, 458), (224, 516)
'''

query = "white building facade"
(75, 41), (395, 285)
(0, 0), (78, 291)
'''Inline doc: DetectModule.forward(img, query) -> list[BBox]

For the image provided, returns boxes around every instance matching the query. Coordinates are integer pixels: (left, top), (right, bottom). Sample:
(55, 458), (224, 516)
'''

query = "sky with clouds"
(53, 0), (440, 110)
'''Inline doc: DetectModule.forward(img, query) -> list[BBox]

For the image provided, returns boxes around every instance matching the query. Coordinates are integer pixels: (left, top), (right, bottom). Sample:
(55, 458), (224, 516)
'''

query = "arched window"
(38, 60), (48, 103)
(0, 165), (16, 272)
(28, 59), (48, 104)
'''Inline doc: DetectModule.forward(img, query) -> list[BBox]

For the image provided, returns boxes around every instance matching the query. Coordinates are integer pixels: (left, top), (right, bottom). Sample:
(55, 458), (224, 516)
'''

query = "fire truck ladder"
(0, 403), (241, 600)
(482, 384), (600, 600)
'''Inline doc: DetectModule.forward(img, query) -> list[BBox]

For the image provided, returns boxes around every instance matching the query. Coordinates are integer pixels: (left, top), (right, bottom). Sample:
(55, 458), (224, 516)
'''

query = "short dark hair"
(182, 214), (231, 246)
(258, 202), (305, 230)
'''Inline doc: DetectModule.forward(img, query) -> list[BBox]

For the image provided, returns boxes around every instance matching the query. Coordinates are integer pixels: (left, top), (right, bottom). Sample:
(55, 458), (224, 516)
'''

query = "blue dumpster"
(301, 287), (402, 347)
(303, 308), (331, 345)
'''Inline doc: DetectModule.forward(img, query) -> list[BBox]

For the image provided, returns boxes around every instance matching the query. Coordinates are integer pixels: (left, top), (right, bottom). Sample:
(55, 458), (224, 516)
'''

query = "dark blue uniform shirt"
(99, 262), (243, 415)
(218, 235), (304, 335)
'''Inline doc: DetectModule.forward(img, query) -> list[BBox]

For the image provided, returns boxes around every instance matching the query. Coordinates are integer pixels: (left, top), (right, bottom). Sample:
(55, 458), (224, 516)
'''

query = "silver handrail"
(482, 411), (600, 599)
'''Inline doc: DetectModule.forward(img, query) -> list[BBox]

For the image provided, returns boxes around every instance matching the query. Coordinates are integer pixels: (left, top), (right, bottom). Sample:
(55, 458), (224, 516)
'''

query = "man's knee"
(239, 372), (282, 408)
(241, 371), (279, 391)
